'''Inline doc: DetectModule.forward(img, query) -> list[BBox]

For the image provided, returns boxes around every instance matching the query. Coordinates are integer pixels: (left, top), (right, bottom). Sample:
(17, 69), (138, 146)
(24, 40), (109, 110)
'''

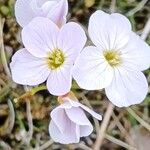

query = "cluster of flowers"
(10, 0), (150, 144)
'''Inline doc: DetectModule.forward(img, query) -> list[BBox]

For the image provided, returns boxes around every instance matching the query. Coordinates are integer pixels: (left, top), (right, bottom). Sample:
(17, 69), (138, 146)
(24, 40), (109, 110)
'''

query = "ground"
(0, 0), (150, 150)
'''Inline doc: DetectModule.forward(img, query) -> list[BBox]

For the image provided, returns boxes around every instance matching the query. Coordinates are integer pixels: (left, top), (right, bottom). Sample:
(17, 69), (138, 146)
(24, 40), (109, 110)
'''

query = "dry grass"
(0, 0), (150, 149)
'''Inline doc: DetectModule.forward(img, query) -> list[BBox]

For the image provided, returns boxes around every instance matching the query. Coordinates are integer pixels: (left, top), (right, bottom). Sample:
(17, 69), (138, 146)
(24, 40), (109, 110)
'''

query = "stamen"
(47, 49), (65, 70)
(104, 50), (121, 67)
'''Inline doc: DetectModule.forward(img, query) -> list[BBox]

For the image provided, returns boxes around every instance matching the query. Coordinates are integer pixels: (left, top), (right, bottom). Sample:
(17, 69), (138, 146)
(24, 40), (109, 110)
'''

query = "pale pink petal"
(73, 46), (114, 90)
(30, 0), (43, 15)
(75, 125), (80, 140)
(80, 124), (93, 137)
(121, 33), (150, 71)
(67, 100), (102, 121)
(57, 22), (87, 62)
(15, 0), (68, 27)
(49, 120), (79, 144)
(46, 66), (72, 96)
(65, 107), (91, 125)
(65, 107), (94, 137)
(105, 67), (148, 107)
(36, 0), (50, 6)
(10, 49), (50, 85)
(50, 102), (72, 132)
(88, 10), (131, 50)
(78, 102), (102, 120)
(15, 0), (35, 27)
(88, 10), (109, 49)
(41, 1), (57, 15)
(109, 13), (132, 50)
(47, 0), (68, 27)
(22, 17), (59, 58)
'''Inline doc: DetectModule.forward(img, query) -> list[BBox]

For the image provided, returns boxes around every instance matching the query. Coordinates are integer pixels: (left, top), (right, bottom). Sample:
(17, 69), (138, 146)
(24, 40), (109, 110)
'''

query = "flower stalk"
(14, 85), (47, 103)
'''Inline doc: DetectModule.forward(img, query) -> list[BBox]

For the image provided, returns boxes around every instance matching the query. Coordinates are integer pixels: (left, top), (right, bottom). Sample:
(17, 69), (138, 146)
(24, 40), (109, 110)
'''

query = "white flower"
(73, 10), (150, 107)
(49, 97), (102, 144)
(15, 0), (68, 27)
(10, 17), (86, 96)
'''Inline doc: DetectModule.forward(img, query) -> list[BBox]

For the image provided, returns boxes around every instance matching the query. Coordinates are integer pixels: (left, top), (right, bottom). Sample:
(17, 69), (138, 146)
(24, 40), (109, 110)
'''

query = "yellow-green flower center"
(104, 50), (121, 67)
(47, 49), (65, 70)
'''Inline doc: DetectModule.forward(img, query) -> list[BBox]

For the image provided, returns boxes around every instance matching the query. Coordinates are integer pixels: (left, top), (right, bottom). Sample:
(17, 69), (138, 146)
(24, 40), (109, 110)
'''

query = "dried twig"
(108, 111), (124, 130)
(0, 83), (11, 102)
(110, 0), (116, 13)
(141, 17), (150, 40)
(80, 93), (100, 134)
(6, 99), (15, 134)
(93, 102), (114, 150)
(127, 108), (150, 132)
(0, 140), (12, 150)
(25, 100), (33, 145)
(20, 85), (33, 145)
(76, 142), (92, 150)
(0, 17), (11, 78)
(126, 0), (148, 16)
(105, 134), (137, 150)
(0, 99), (15, 136)
(112, 112), (136, 148)
(69, 142), (92, 150)
(36, 139), (54, 150)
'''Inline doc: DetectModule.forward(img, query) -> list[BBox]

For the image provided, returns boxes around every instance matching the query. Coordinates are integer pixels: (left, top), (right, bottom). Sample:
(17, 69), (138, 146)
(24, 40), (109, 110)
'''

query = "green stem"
(31, 85), (47, 95)
(14, 85), (47, 102)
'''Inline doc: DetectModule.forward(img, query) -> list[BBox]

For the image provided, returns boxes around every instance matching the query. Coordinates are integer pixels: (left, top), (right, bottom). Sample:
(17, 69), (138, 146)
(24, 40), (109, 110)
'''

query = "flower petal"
(41, 1), (57, 15)
(109, 13), (132, 50)
(65, 106), (94, 137)
(30, 0), (43, 15)
(36, 0), (50, 6)
(57, 22), (87, 62)
(49, 120), (79, 144)
(121, 32), (150, 71)
(67, 100), (102, 120)
(78, 102), (102, 121)
(46, 66), (72, 96)
(22, 17), (59, 58)
(80, 124), (93, 137)
(10, 49), (50, 85)
(47, 0), (68, 27)
(105, 67), (148, 107)
(15, 0), (35, 27)
(65, 107), (91, 125)
(65, 100), (95, 137)
(88, 10), (131, 50)
(50, 102), (72, 132)
(73, 46), (114, 90)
